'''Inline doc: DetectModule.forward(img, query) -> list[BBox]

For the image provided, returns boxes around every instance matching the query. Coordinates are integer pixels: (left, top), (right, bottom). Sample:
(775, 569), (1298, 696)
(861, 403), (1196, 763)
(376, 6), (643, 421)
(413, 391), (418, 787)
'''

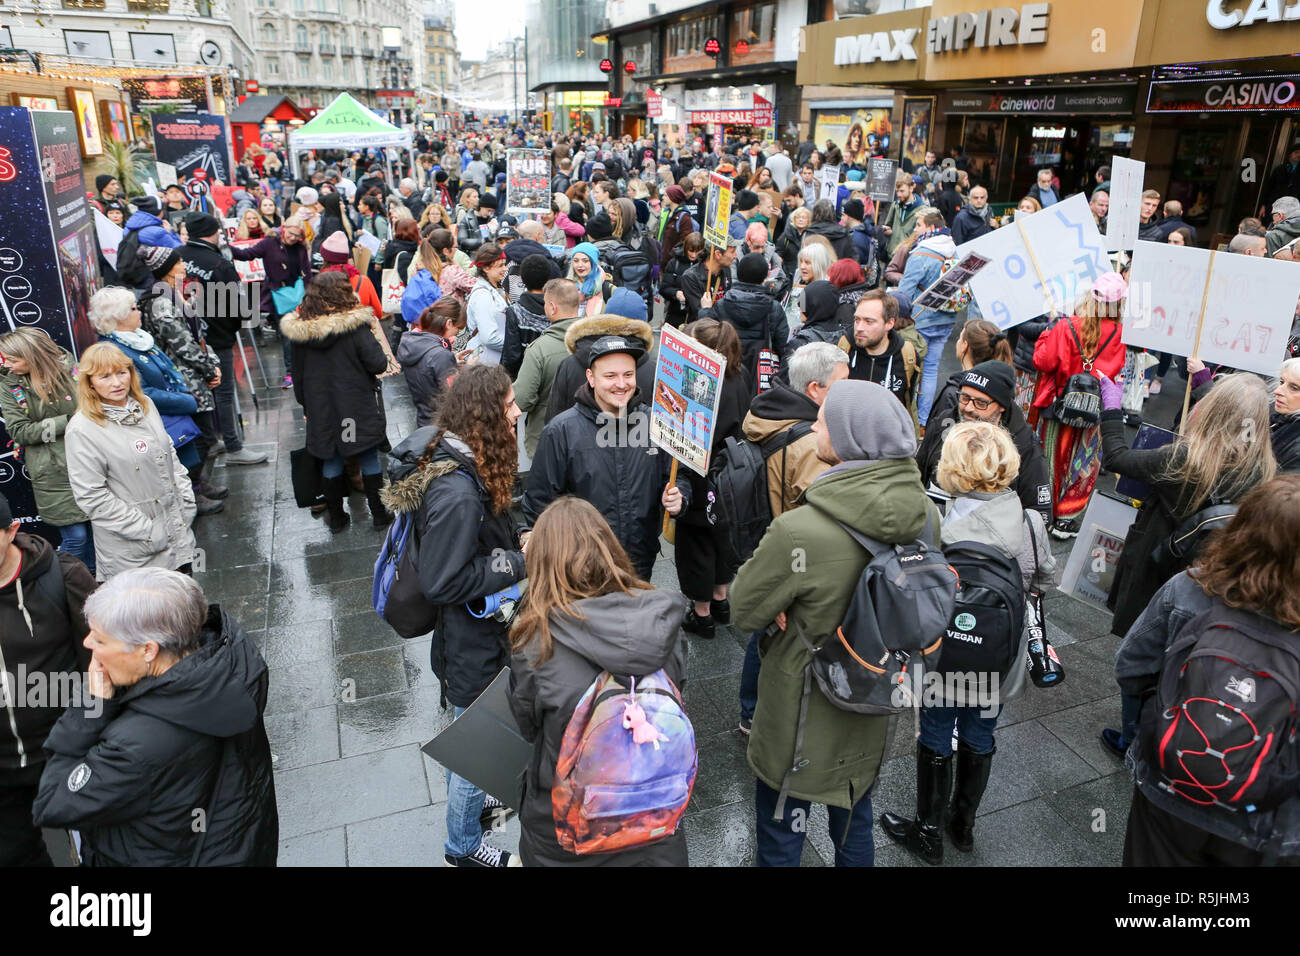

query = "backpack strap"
(900, 339), (918, 384)
(830, 507), (936, 557)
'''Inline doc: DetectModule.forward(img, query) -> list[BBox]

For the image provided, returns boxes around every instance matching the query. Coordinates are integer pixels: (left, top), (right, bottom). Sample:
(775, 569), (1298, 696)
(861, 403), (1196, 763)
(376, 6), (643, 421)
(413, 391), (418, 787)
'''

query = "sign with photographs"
(913, 252), (990, 311)
(650, 325), (727, 477)
(505, 148), (550, 216)
(1058, 493), (1138, 610)
(702, 171), (733, 250)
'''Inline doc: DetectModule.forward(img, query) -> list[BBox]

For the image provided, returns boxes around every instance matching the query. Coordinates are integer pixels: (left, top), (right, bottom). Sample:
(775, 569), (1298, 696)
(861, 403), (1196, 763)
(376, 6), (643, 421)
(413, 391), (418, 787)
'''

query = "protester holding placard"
(1031, 273), (1128, 538)
(881, 171), (926, 258)
(897, 214), (958, 425)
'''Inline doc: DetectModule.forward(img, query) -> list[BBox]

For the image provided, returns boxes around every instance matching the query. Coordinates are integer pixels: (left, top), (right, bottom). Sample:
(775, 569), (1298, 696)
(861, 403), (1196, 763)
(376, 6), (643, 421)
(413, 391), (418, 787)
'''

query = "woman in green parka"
(0, 328), (94, 574)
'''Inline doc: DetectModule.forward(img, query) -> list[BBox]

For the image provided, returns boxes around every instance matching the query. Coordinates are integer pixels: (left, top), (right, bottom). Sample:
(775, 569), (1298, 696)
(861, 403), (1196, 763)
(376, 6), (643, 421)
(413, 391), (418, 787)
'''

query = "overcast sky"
(454, 0), (527, 61)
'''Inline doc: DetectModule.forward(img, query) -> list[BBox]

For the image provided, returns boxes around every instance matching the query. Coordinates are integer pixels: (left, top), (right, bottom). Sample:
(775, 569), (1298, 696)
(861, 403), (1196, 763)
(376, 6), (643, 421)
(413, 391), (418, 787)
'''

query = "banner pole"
(662, 458), (679, 537)
(1014, 216), (1057, 319)
(1180, 249), (1218, 436)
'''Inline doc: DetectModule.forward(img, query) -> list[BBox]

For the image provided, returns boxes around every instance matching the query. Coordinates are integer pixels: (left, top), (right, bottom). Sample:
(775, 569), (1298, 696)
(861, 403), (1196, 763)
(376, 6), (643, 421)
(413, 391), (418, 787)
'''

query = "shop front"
(683, 84), (776, 153)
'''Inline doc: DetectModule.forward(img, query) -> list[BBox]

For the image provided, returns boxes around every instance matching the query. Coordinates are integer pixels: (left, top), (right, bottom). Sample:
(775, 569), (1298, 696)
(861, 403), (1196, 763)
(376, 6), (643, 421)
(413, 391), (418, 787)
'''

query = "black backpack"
(501, 303), (549, 379)
(706, 421), (813, 566)
(1140, 603), (1300, 812)
(115, 229), (151, 290)
(1151, 497), (1237, 578)
(933, 535), (1026, 685)
(604, 243), (654, 311)
(1052, 320), (1118, 428)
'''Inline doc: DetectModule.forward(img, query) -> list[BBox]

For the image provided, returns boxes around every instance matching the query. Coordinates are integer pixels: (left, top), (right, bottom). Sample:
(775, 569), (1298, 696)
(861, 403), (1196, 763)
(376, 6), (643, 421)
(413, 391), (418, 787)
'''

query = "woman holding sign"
(1030, 272), (1127, 539)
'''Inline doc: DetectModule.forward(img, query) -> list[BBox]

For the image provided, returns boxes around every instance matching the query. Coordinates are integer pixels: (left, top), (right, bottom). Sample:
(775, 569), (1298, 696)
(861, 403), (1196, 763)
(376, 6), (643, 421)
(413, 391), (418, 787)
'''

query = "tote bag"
(271, 276), (305, 314)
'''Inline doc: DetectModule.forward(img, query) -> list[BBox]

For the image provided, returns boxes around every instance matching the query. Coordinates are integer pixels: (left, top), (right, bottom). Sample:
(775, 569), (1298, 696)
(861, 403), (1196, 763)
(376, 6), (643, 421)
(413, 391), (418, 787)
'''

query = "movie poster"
(810, 108), (892, 168)
(150, 112), (231, 198)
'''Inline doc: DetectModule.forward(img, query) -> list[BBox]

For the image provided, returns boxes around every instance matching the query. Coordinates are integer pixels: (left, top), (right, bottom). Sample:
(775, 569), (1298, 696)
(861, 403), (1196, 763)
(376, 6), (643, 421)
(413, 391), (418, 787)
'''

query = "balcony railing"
(340, 45), (354, 56)
(125, 0), (170, 10)
(319, 44), (335, 55)
(295, 41), (311, 51)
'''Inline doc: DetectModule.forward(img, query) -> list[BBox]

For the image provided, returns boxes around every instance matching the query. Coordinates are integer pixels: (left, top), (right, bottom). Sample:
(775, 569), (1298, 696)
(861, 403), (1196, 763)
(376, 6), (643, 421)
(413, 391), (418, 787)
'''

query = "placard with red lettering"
(650, 325), (727, 476)
(505, 147), (549, 217)
(229, 238), (266, 282)
(1124, 240), (1300, 375)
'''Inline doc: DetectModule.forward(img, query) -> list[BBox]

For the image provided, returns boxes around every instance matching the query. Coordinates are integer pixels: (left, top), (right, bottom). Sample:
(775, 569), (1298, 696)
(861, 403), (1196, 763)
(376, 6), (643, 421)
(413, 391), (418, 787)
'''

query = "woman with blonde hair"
(880, 420), (1055, 865)
(64, 342), (196, 580)
(1097, 369), (1277, 758)
(235, 207), (265, 240)
(508, 496), (688, 867)
(0, 329), (93, 570)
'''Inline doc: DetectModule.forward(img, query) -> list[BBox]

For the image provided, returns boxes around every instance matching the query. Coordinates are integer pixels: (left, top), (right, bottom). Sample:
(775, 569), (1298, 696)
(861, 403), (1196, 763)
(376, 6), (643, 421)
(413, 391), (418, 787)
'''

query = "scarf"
(967, 204), (992, 223)
(103, 398), (146, 426)
(111, 327), (155, 352)
(323, 262), (360, 281)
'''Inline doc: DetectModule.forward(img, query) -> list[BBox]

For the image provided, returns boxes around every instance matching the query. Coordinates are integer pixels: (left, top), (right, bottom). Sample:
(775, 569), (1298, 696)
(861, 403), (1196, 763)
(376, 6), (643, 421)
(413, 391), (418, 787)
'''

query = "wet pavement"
(81, 320), (1188, 866)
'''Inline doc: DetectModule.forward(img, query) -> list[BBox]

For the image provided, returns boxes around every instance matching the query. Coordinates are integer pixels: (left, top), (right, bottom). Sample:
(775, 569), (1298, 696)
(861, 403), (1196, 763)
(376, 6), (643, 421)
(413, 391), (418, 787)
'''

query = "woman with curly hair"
(379, 363), (526, 867)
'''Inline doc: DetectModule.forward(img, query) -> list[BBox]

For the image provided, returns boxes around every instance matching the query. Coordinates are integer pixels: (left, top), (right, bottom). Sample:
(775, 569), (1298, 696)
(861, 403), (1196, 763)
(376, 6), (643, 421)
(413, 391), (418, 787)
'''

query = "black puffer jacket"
(804, 221), (855, 260)
(509, 588), (688, 867)
(180, 237), (244, 350)
(1012, 314), (1052, 373)
(783, 280), (847, 356)
(381, 430), (526, 709)
(917, 370), (1052, 522)
(659, 249), (696, 327)
(0, 534), (96, 771)
(524, 385), (691, 578)
(1273, 409), (1300, 473)
(281, 306), (389, 457)
(396, 329), (458, 428)
(701, 282), (789, 393)
(33, 606), (278, 866)
(775, 223), (805, 276)
(457, 212), (487, 255)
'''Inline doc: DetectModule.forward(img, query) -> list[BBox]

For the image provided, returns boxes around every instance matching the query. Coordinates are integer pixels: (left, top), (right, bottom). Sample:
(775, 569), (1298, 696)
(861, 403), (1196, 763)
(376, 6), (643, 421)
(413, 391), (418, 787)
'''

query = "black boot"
(879, 744), (952, 866)
(322, 474), (351, 533)
(947, 743), (994, 853)
(363, 473), (393, 529)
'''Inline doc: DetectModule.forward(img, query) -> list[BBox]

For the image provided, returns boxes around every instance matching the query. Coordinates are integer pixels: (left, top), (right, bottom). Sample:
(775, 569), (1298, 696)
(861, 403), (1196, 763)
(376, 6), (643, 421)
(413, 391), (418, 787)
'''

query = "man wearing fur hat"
(523, 310), (689, 580)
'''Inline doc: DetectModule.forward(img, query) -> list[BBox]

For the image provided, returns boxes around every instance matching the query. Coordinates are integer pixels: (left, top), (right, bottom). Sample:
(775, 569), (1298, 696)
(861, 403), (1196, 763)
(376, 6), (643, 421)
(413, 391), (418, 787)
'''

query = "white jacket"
(466, 277), (507, 366)
(64, 400), (197, 581)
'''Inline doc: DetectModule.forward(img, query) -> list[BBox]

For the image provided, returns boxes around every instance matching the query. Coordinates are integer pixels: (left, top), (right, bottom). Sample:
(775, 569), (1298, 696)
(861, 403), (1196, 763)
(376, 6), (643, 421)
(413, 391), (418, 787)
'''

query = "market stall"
(286, 91), (413, 183)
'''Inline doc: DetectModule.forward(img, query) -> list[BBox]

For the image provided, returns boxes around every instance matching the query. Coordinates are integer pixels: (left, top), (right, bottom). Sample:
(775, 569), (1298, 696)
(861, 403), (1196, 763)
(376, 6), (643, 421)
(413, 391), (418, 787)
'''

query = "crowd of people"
(3, 121), (1300, 870)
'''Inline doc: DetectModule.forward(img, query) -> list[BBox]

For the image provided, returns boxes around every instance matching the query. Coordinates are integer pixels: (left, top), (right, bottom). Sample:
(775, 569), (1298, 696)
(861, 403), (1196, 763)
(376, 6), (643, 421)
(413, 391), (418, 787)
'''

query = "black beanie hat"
(735, 189), (759, 212)
(960, 360), (1016, 412)
(737, 252), (768, 285)
(184, 211), (220, 237)
(586, 210), (614, 241)
(477, 191), (498, 211)
(843, 198), (865, 221)
(96, 174), (114, 193)
(140, 244), (183, 280)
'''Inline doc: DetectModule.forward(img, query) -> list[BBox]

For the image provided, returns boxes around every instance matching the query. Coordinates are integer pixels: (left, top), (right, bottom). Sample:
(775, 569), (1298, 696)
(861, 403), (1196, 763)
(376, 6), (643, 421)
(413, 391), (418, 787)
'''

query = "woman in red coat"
(1032, 271), (1127, 538)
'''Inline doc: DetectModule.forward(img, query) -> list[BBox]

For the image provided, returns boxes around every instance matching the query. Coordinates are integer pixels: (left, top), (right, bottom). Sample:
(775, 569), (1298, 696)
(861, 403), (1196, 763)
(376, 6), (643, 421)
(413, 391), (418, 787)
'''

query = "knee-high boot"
(362, 473), (393, 529)
(947, 743), (995, 853)
(323, 474), (351, 532)
(879, 744), (952, 866)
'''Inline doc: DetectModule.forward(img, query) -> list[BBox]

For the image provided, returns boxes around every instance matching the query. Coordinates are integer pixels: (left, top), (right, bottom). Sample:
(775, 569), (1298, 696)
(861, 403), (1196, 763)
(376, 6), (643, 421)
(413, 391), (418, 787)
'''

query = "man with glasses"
(914, 360), (1051, 521)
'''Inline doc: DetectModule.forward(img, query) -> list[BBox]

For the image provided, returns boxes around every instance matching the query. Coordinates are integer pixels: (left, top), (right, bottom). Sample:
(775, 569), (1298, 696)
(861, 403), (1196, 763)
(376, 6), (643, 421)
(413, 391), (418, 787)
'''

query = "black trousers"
(0, 763), (53, 866)
(1123, 786), (1297, 866)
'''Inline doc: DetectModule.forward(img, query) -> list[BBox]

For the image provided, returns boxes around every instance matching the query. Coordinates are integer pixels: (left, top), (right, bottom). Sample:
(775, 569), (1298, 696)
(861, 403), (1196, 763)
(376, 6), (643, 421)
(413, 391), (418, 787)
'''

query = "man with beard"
(845, 290), (918, 418)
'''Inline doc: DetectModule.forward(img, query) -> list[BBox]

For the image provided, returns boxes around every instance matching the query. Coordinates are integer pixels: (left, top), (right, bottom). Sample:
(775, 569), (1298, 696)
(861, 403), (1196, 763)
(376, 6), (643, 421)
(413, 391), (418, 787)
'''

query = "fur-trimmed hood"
(280, 306), (373, 347)
(379, 457), (460, 514)
(563, 314), (654, 354)
(378, 427), (481, 515)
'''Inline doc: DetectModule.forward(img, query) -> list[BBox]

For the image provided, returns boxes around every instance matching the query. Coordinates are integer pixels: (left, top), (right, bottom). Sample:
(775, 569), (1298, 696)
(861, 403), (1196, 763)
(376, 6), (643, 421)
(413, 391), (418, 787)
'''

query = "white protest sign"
(355, 229), (382, 257)
(1104, 155), (1144, 253)
(818, 164), (840, 204)
(955, 193), (1111, 330)
(156, 162), (178, 188)
(93, 209), (122, 270)
(1124, 240), (1300, 376)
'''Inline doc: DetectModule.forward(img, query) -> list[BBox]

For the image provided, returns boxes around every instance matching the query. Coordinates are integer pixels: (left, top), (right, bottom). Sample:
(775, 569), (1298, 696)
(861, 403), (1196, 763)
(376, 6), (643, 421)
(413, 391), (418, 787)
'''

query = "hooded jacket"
(64, 399), (197, 581)
(0, 534), (96, 770)
(545, 315), (658, 422)
(180, 237), (245, 351)
(659, 249), (696, 326)
(732, 456), (938, 807)
(741, 384), (828, 515)
(1266, 215), (1300, 256)
(917, 370), (1052, 522)
(397, 329), (457, 428)
(508, 588), (689, 867)
(98, 334), (199, 418)
(140, 287), (219, 414)
(700, 282), (789, 393)
(123, 210), (182, 251)
(936, 490), (1056, 703)
(783, 280), (849, 362)
(280, 306), (389, 458)
(898, 233), (958, 333)
(846, 329), (917, 413)
(381, 431), (526, 708)
(524, 380), (691, 578)
(1272, 409), (1300, 473)
(0, 356), (87, 526)
(514, 315), (581, 459)
(32, 606), (279, 866)
(804, 220), (855, 260)
(882, 196), (925, 257)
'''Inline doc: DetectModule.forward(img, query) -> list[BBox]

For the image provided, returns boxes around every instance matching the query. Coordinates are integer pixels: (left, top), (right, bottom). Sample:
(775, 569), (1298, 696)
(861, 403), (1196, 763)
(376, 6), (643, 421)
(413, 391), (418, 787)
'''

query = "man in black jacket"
(701, 252), (789, 393)
(180, 214), (268, 465)
(846, 289), (918, 415)
(680, 241), (737, 322)
(915, 360), (1051, 521)
(0, 496), (96, 866)
(524, 323), (689, 579)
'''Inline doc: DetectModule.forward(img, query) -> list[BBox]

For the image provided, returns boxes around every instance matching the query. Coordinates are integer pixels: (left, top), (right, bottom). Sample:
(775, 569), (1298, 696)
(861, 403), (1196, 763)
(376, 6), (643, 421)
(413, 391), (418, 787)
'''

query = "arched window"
(296, 24), (308, 46)
(261, 21), (276, 43)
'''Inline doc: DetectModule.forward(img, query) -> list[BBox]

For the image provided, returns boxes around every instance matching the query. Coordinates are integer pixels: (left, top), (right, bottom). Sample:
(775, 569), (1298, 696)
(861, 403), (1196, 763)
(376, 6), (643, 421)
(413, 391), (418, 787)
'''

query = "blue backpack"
(373, 510), (439, 638)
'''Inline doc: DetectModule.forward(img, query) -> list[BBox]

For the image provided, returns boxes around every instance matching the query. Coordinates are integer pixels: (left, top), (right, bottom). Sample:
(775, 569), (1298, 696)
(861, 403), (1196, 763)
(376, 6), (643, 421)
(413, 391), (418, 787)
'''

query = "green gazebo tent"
(287, 92), (412, 180)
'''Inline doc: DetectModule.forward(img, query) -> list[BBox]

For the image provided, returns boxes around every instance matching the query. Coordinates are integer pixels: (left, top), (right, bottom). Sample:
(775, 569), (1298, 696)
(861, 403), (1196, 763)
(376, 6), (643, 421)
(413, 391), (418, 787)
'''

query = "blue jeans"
(57, 521), (94, 577)
(916, 323), (955, 425)
(320, 448), (381, 479)
(740, 630), (761, 721)
(273, 308), (294, 377)
(755, 777), (874, 867)
(918, 704), (999, 756)
(1119, 692), (1142, 748)
(444, 705), (487, 858)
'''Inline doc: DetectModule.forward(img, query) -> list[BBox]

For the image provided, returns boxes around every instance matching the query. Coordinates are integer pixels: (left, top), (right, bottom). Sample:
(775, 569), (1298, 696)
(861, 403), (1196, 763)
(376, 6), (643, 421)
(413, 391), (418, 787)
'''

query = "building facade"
(421, 0), (459, 128)
(526, 0), (608, 135)
(458, 37), (528, 122)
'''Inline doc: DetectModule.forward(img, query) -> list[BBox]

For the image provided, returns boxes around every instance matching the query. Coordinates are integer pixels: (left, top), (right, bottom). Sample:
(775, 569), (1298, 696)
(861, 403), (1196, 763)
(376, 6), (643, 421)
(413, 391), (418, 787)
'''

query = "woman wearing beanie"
(1031, 271), (1128, 538)
(280, 271), (392, 531)
(320, 230), (382, 318)
(566, 242), (612, 317)
(0, 328), (96, 572)
(137, 242), (227, 513)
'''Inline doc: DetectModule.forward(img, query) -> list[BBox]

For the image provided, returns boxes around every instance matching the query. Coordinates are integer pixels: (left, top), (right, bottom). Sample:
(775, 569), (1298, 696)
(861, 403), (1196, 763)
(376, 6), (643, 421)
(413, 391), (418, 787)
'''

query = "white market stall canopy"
(288, 92), (413, 152)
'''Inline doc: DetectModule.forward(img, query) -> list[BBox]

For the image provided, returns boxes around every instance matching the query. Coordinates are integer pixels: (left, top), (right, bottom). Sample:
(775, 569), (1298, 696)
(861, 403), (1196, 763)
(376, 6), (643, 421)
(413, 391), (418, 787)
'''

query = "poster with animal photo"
(67, 88), (104, 158)
(900, 97), (933, 171)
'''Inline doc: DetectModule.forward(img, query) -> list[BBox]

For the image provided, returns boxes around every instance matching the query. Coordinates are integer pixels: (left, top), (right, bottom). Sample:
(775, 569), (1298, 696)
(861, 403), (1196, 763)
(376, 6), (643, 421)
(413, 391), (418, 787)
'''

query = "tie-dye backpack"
(552, 670), (696, 856)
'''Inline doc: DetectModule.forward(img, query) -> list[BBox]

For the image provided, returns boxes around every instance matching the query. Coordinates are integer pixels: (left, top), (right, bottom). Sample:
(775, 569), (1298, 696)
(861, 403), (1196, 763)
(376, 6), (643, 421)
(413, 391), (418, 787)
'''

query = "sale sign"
(505, 147), (549, 217)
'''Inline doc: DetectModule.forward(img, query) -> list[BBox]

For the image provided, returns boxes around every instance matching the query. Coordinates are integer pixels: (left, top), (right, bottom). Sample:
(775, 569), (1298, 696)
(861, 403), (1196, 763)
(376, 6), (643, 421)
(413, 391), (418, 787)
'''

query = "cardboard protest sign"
(1058, 493), (1138, 610)
(817, 164), (841, 204)
(228, 238), (266, 282)
(956, 193), (1111, 330)
(505, 147), (549, 216)
(93, 208), (122, 270)
(867, 157), (897, 204)
(650, 324), (727, 477)
(913, 251), (990, 311)
(702, 171), (733, 250)
(1124, 240), (1300, 375)
(1104, 155), (1144, 253)
(421, 668), (532, 809)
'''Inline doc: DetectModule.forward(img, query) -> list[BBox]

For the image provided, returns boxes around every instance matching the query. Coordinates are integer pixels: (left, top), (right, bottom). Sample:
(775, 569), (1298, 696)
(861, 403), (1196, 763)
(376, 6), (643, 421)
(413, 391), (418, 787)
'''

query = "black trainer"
(479, 793), (514, 833)
(710, 598), (731, 624)
(682, 608), (715, 639)
(444, 842), (520, 868)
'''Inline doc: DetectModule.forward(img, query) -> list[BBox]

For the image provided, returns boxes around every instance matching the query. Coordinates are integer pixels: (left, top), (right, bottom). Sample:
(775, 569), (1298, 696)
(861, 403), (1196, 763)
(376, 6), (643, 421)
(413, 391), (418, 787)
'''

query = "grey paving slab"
(1039, 695), (1128, 776)
(345, 803), (522, 867)
(279, 825), (348, 867)
(683, 799), (824, 867)
(275, 744), (433, 839)
(336, 645), (411, 701)
(338, 684), (453, 759)
(265, 703), (340, 772)
(1042, 770), (1133, 867)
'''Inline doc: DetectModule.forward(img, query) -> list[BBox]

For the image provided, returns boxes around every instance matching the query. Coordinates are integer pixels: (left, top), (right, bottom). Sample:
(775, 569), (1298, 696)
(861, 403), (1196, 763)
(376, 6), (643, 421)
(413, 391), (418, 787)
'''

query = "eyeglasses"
(958, 393), (995, 411)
